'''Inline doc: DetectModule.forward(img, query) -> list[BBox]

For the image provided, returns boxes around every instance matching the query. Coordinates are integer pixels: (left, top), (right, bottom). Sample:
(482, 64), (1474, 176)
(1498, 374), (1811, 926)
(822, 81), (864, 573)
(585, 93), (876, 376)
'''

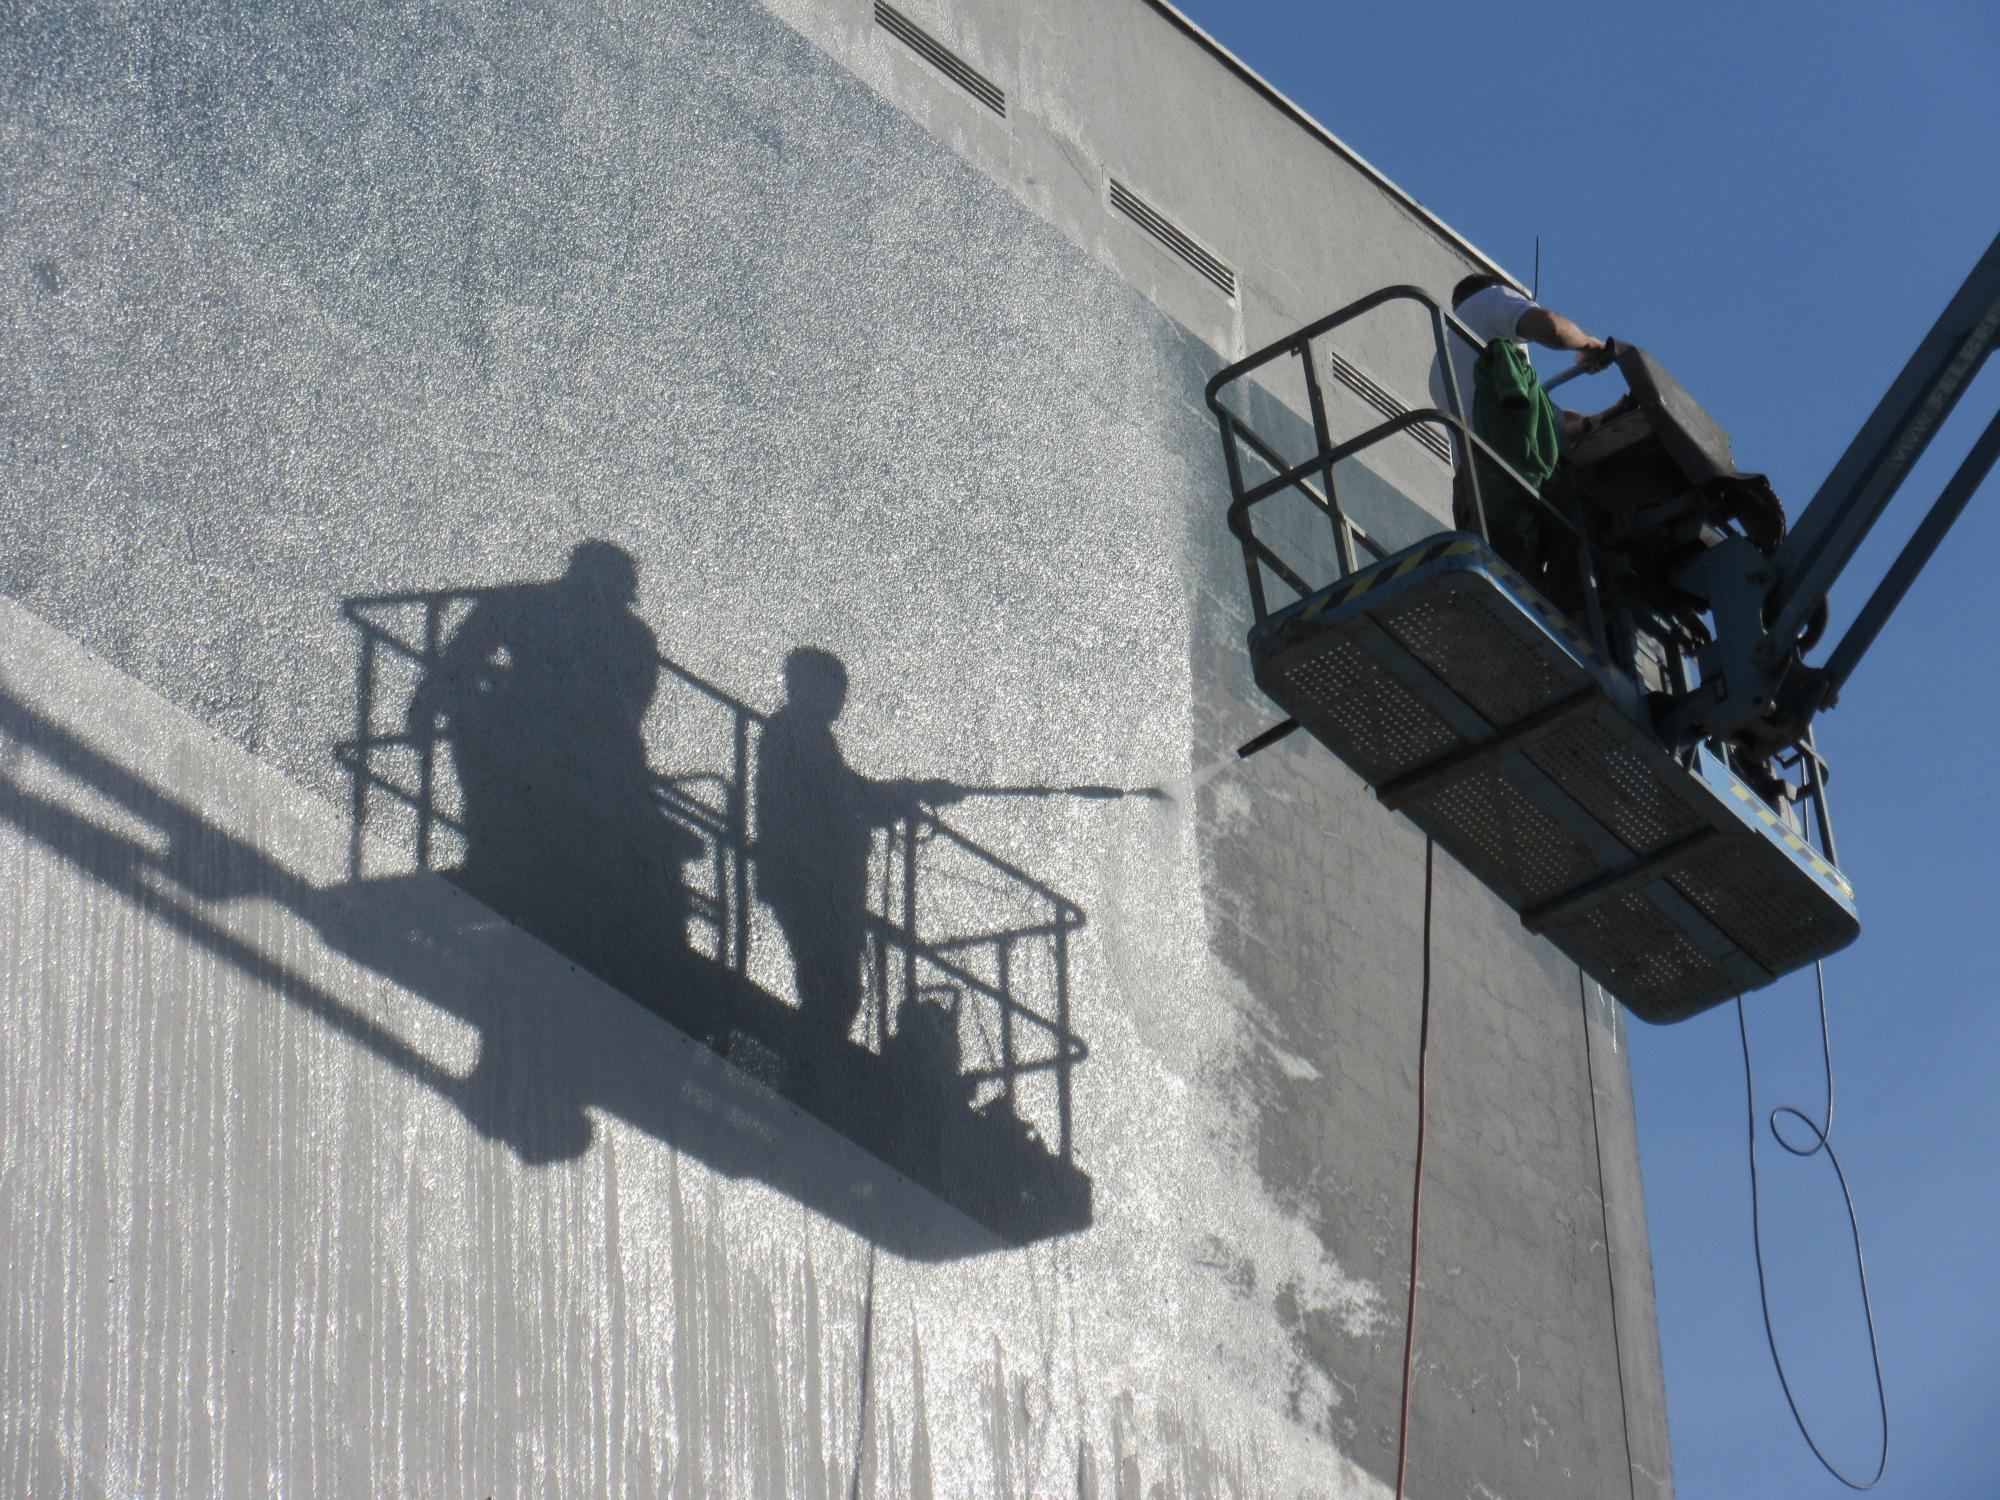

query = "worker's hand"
(1571, 336), (1608, 367)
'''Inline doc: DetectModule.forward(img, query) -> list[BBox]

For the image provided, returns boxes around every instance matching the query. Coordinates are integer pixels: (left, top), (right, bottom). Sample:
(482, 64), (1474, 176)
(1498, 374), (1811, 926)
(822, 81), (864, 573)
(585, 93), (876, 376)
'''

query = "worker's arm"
(1515, 305), (1607, 365)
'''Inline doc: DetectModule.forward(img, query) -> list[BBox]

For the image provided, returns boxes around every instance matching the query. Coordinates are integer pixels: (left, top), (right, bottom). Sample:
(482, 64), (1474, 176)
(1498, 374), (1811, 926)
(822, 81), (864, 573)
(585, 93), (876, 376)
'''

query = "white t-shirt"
(1428, 283), (1538, 422)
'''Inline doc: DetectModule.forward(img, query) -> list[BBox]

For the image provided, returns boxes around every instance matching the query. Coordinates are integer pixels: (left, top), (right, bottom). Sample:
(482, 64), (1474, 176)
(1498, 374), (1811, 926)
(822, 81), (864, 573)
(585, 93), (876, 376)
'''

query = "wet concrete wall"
(0, 1), (1668, 1495)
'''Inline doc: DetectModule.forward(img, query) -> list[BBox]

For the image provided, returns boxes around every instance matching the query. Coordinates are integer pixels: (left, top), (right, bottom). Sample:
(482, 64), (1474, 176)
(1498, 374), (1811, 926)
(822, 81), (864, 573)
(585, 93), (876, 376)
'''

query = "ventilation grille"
(1107, 178), (1236, 299)
(1325, 348), (1453, 465)
(875, 2), (1005, 117)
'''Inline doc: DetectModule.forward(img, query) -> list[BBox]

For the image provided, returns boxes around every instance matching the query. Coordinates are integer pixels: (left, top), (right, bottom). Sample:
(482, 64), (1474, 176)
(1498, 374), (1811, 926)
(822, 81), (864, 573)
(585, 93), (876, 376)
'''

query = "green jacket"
(1470, 338), (1563, 537)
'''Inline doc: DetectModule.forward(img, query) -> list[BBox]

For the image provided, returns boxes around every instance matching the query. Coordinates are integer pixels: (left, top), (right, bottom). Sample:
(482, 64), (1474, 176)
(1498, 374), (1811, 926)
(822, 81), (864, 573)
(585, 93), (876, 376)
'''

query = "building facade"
(0, 2), (1671, 1494)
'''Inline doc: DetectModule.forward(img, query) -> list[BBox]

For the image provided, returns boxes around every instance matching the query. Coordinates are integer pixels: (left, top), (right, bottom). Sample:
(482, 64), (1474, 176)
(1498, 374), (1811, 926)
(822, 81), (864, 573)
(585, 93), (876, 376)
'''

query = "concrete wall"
(0, 1), (1668, 1495)
(771, 0), (1498, 516)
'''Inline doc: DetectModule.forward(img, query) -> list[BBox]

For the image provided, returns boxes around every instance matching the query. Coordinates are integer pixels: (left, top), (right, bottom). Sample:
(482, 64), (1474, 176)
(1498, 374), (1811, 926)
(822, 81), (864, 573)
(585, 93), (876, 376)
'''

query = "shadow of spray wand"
(952, 784), (1168, 802)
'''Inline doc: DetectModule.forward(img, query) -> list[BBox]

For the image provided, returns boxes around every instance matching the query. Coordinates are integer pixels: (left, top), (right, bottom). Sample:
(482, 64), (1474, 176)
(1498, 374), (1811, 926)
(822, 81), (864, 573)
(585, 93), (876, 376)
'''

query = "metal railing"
(1203, 284), (1610, 655)
(1204, 290), (1849, 872)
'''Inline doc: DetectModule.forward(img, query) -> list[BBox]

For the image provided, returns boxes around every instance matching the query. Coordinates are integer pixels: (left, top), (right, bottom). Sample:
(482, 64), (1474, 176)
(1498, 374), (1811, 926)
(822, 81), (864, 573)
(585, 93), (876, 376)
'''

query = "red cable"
(1394, 836), (1435, 1500)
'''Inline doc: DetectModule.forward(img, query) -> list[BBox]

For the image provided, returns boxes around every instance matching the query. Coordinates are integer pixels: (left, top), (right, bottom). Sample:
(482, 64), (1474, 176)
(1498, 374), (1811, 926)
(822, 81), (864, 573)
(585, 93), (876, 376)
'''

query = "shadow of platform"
(0, 654), (1090, 1258)
(321, 555), (1107, 1248)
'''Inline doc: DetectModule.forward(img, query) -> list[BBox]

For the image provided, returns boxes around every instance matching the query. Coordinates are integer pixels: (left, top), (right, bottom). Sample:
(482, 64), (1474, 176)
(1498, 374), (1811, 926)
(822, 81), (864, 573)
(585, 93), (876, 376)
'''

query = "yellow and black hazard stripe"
(1727, 781), (1856, 901)
(1294, 534), (1482, 624)
(1480, 551), (1616, 676)
(1250, 535), (1479, 653)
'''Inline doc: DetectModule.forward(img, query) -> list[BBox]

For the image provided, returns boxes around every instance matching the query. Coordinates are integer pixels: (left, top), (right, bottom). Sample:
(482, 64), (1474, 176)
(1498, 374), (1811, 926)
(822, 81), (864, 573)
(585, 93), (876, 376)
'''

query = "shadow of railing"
(335, 585), (1096, 1241)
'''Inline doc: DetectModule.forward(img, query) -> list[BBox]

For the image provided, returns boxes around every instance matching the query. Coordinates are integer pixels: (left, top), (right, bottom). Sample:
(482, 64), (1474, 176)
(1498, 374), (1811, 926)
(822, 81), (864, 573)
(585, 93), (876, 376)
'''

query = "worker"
(1429, 273), (1630, 585)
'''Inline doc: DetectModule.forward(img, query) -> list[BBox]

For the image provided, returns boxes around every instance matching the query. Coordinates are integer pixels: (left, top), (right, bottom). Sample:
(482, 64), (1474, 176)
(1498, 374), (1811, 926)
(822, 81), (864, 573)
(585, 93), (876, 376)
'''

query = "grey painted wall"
(0, 1), (1669, 1495)
(771, 0), (1500, 512)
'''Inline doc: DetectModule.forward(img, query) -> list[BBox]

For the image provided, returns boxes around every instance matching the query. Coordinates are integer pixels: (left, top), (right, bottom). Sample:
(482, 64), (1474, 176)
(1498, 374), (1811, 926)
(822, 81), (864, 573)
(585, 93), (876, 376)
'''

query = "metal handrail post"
(1566, 490), (1614, 658)
(1802, 729), (1840, 869)
(1300, 340), (1359, 577)
(1219, 411), (1271, 620)
(1431, 305), (1488, 544)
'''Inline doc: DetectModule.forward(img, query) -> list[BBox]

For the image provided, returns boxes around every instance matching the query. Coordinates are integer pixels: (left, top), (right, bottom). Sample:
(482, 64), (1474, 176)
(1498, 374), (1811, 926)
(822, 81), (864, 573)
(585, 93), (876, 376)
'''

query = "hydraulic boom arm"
(1762, 233), (2000, 718)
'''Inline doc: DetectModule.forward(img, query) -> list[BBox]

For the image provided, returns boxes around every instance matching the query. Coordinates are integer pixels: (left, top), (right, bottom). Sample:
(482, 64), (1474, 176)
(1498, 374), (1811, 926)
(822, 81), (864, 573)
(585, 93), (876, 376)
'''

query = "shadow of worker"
(405, 542), (704, 1031)
(752, 647), (961, 1091)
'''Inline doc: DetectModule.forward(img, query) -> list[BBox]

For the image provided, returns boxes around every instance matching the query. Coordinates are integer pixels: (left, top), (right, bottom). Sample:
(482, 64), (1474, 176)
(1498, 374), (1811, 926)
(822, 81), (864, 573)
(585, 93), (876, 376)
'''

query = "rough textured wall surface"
(0, 1), (1668, 1496)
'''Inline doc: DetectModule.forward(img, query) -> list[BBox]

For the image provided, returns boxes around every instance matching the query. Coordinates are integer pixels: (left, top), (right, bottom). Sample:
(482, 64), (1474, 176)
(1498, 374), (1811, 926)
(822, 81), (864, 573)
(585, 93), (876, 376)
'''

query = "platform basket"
(1250, 534), (1858, 1023)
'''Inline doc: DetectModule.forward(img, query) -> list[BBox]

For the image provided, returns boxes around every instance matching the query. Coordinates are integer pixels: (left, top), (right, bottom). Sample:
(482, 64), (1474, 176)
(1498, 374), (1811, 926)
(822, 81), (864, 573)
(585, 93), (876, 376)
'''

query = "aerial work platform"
(1249, 533), (1856, 1023)
(1201, 283), (1875, 1022)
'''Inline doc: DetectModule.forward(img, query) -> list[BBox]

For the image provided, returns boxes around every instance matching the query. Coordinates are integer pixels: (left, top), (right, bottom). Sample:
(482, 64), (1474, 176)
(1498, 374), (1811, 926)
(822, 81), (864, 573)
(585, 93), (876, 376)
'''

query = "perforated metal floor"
(1250, 534), (1858, 1023)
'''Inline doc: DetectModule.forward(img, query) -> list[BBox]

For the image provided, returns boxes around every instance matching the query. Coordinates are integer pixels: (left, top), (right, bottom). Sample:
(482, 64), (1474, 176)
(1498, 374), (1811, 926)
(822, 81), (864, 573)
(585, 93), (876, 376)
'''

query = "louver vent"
(1107, 178), (1236, 300)
(875, 2), (1006, 117)
(1325, 348), (1454, 465)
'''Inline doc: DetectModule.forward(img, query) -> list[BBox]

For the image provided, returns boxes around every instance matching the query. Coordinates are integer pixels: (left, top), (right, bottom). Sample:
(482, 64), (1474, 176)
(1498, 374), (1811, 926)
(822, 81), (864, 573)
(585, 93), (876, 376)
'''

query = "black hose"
(1735, 963), (1888, 1489)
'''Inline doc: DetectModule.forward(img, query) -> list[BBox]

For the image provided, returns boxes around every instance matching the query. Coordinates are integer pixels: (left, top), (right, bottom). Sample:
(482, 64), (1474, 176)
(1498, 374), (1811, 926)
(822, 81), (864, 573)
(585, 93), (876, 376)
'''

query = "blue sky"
(1166, 3), (2000, 1494)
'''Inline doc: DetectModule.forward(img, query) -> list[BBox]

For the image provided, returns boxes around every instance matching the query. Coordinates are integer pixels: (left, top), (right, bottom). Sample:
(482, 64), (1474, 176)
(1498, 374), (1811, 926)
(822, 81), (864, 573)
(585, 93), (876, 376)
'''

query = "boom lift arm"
(1660, 232), (2000, 752)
